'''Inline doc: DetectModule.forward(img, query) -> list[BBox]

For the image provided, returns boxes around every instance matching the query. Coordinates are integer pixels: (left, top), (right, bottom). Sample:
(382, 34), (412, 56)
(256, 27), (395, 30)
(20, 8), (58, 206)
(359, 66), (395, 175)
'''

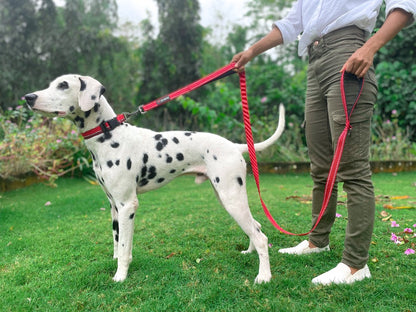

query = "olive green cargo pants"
(305, 26), (377, 269)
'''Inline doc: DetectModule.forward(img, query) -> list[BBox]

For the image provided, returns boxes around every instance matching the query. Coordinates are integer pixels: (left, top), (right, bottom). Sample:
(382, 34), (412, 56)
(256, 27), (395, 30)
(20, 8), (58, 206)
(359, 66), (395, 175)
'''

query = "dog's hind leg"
(211, 176), (271, 284)
(112, 195), (138, 282)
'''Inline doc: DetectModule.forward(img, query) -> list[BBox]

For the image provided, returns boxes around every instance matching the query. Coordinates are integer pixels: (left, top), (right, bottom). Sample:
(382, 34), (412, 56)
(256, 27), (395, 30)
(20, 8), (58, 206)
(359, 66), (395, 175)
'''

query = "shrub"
(0, 103), (92, 185)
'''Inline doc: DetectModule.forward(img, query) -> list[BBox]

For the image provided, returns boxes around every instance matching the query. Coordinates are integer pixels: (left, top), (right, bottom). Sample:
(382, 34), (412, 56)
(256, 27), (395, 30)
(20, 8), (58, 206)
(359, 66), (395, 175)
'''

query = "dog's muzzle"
(24, 93), (38, 107)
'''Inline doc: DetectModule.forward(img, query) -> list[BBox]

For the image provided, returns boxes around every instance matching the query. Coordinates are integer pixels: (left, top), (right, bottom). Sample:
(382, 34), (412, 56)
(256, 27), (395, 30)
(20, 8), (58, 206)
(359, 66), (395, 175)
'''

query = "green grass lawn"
(1, 172), (415, 311)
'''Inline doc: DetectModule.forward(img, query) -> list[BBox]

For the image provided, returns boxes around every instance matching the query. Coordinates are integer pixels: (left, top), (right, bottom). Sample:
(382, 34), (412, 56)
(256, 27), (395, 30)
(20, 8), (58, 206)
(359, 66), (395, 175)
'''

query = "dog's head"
(24, 75), (106, 117)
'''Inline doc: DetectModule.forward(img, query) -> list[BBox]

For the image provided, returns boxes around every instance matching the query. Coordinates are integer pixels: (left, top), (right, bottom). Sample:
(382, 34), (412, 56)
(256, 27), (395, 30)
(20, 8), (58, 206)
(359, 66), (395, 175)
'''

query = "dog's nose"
(24, 93), (38, 107)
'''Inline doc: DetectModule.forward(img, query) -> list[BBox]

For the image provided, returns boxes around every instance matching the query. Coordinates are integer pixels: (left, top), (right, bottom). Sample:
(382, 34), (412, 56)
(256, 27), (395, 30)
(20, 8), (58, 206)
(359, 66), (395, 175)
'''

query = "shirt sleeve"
(273, 0), (303, 44)
(385, 0), (416, 26)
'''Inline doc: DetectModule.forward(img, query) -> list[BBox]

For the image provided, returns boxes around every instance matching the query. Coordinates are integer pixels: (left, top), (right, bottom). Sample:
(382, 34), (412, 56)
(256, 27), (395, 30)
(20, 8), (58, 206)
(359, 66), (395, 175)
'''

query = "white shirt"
(274, 0), (416, 56)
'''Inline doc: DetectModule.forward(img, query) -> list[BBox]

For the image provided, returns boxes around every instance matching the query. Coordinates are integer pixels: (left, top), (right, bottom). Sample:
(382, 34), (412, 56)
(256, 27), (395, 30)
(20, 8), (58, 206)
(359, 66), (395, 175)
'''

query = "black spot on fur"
(148, 166), (157, 179)
(91, 95), (96, 100)
(172, 137), (179, 144)
(84, 110), (91, 118)
(91, 152), (96, 161)
(127, 158), (132, 170)
(97, 132), (112, 143)
(170, 169), (176, 174)
(129, 213), (135, 219)
(155, 135), (168, 151)
(156, 142), (164, 151)
(112, 220), (119, 233)
(166, 155), (173, 163)
(79, 78), (86, 91)
(139, 179), (149, 186)
(111, 142), (120, 148)
(157, 178), (165, 183)
(213, 155), (217, 160)
(58, 81), (69, 90)
(185, 132), (192, 136)
(215, 177), (220, 183)
(176, 153), (184, 161)
(115, 235), (119, 242)
(136, 175), (140, 183)
(237, 177), (243, 186)
(74, 116), (85, 128)
(115, 160), (120, 166)
(70, 106), (75, 112)
(143, 153), (149, 164)
(107, 161), (113, 168)
(141, 166), (147, 177)
(93, 103), (100, 112)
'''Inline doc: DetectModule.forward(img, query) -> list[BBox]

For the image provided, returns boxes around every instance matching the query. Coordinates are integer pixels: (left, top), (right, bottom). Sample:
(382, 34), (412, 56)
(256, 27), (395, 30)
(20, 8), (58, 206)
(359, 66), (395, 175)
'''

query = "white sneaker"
(312, 263), (371, 285)
(278, 240), (330, 255)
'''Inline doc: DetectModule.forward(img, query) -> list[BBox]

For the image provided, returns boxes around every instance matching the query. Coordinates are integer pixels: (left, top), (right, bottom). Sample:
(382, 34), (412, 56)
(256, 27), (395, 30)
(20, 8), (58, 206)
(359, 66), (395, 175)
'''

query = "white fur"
(25, 74), (285, 284)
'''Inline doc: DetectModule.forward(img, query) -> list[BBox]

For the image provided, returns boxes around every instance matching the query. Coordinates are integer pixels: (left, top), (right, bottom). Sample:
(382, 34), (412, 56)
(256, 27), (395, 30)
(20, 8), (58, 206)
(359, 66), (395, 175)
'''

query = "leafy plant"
(0, 104), (92, 185)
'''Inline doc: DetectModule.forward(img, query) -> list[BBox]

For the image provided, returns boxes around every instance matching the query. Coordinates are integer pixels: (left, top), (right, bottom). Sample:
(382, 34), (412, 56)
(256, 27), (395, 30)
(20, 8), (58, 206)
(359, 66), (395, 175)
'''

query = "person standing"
(232, 0), (415, 285)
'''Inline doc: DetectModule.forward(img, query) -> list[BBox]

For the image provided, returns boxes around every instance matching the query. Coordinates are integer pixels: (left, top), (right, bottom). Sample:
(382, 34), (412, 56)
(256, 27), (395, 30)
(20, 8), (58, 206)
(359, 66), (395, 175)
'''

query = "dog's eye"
(57, 81), (69, 90)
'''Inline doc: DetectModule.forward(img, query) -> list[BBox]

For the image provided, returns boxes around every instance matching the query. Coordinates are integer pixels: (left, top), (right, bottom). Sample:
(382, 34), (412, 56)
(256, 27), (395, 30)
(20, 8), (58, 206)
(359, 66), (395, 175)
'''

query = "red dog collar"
(81, 114), (126, 140)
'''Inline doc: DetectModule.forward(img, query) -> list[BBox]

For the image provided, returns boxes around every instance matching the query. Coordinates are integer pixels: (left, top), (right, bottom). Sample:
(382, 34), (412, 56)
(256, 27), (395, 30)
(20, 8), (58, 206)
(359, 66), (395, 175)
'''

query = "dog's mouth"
(30, 107), (67, 117)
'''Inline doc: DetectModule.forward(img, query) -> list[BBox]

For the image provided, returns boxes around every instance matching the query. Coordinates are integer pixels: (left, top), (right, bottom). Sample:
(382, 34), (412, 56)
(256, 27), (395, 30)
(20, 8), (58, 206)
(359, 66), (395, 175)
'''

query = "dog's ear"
(78, 76), (106, 111)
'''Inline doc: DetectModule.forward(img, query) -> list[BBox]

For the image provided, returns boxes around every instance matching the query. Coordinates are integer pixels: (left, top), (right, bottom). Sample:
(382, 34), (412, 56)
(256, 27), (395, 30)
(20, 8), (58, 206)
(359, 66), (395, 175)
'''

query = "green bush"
(0, 103), (92, 185)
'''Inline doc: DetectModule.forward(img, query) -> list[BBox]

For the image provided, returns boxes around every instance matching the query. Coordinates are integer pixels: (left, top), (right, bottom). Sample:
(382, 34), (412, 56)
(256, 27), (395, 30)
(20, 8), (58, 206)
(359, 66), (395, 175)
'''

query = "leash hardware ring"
(138, 105), (146, 114)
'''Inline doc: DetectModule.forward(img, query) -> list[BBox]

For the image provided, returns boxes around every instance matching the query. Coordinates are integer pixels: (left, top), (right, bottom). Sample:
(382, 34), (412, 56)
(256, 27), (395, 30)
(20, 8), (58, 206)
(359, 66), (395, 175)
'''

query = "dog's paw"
(254, 273), (272, 284)
(112, 270), (128, 282)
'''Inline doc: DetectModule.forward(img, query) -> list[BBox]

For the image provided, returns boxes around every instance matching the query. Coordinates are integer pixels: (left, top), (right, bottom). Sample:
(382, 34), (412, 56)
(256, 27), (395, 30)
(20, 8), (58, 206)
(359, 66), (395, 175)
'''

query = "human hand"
(341, 45), (375, 78)
(231, 49), (255, 72)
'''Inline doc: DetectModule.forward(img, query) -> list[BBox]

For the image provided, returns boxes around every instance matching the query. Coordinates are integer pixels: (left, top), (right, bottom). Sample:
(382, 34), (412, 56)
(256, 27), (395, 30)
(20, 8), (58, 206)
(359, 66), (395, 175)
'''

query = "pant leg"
(326, 73), (377, 269)
(305, 63), (339, 249)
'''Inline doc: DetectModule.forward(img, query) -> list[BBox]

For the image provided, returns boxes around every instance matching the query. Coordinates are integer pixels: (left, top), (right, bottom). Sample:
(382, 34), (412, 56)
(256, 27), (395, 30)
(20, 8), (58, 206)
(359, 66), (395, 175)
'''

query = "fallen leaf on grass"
(380, 211), (392, 221)
(391, 195), (410, 200)
(383, 204), (415, 210)
(286, 195), (312, 204)
(166, 252), (176, 259)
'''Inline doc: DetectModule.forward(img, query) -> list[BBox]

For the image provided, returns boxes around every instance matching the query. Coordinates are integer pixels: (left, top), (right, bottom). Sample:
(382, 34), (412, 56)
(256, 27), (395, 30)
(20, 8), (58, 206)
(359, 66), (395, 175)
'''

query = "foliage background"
(0, 0), (415, 181)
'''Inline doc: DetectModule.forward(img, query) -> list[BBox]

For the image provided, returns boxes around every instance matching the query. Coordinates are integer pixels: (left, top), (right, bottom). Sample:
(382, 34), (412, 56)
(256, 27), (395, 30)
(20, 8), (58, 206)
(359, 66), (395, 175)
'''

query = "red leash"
(240, 69), (364, 235)
(138, 63), (237, 113)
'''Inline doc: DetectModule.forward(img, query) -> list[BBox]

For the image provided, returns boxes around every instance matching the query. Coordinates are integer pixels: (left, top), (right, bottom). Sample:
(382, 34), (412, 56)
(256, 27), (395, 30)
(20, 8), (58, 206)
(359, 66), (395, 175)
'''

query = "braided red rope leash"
(239, 69), (364, 235)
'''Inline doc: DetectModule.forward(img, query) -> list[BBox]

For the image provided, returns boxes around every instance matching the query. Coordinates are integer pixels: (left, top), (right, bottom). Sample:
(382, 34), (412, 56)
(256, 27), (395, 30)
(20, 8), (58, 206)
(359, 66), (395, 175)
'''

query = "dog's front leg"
(113, 197), (138, 282)
(110, 201), (119, 259)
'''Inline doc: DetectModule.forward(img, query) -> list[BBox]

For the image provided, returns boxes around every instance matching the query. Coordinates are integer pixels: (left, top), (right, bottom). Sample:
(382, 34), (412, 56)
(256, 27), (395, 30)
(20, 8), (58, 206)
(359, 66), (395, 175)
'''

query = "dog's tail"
(236, 104), (285, 153)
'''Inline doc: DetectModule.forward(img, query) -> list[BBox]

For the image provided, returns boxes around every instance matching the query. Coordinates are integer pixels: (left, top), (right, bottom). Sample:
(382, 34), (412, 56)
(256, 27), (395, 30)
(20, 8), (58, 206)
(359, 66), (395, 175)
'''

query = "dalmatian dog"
(24, 75), (285, 284)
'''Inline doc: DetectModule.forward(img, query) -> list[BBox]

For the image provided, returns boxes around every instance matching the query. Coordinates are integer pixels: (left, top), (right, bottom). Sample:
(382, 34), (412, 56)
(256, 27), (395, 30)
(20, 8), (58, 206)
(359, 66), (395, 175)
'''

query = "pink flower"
(390, 233), (399, 243)
(44, 201), (51, 206)
(336, 213), (342, 218)
(413, 224), (416, 228)
(391, 221), (400, 228)
(404, 249), (415, 255)
(260, 97), (267, 103)
(56, 139), (62, 143)
(392, 109), (397, 115)
(404, 228), (413, 234)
